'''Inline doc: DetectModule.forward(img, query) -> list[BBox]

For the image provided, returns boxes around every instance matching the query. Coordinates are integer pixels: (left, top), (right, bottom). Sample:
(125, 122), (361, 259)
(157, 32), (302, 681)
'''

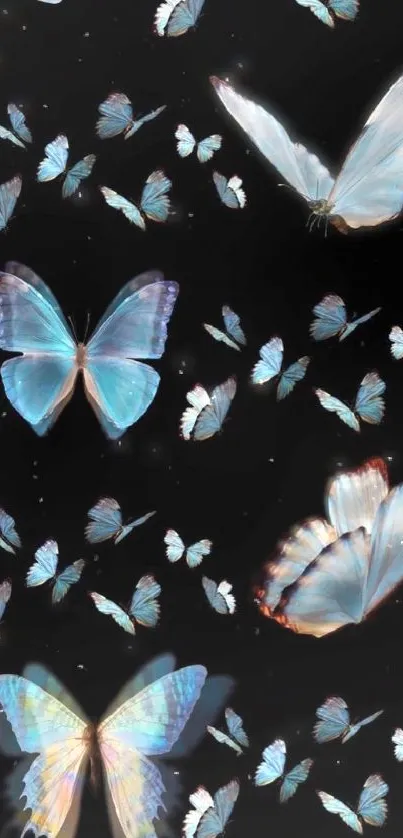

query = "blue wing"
(85, 497), (123, 543)
(129, 574), (161, 627)
(26, 540), (59, 587)
(342, 307), (381, 341)
(186, 539), (212, 568)
(315, 388), (359, 431)
(0, 508), (21, 553)
(255, 739), (286, 786)
(213, 172), (238, 208)
(140, 170), (172, 222)
(37, 135), (69, 182)
(329, 0), (359, 20)
(96, 93), (133, 139)
(115, 510), (156, 544)
(7, 104), (32, 143)
(225, 708), (249, 747)
(0, 175), (22, 231)
(357, 774), (388, 827)
(167, 0), (205, 35)
(277, 356), (309, 400)
(90, 592), (134, 634)
(314, 696), (350, 743)
(202, 576), (233, 614)
(197, 780), (239, 838)
(62, 154), (96, 199)
(355, 372), (385, 425)
(193, 376), (236, 441)
(52, 559), (85, 605)
(279, 758), (313, 803)
(0, 580), (12, 621)
(99, 186), (144, 229)
(197, 135), (222, 163)
(310, 294), (347, 341)
(126, 105), (166, 139)
(251, 337), (283, 385)
(317, 792), (361, 832)
(222, 305), (246, 346)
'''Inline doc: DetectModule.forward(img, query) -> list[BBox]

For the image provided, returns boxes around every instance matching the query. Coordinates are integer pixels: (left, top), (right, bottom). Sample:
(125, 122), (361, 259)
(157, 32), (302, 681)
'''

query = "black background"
(1, 0), (403, 835)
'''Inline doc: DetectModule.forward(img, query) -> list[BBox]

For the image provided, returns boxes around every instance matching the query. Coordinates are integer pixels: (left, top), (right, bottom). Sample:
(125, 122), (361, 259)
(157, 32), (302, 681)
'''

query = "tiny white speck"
(83, 31), (90, 37)
(38, 497), (44, 504)
(22, 24), (27, 30)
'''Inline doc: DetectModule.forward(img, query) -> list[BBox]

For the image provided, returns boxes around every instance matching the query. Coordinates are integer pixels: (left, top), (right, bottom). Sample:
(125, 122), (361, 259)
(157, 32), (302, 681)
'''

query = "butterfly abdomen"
(76, 342), (87, 369)
(84, 723), (102, 790)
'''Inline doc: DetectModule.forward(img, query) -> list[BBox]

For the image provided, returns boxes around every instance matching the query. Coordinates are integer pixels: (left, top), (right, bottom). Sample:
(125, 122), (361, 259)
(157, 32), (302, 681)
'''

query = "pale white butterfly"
(0, 579), (12, 623)
(389, 326), (403, 359)
(203, 305), (246, 351)
(37, 135), (96, 198)
(251, 336), (310, 399)
(180, 377), (237, 441)
(0, 507), (21, 554)
(193, 780), (240, 838)
(317, 774), (389, 833)
(175, 125), (222, 163)
(310, 294), (381, 342)
(392, 728), (403, 761)
(213, 171), (246, 209)
(207, 707), (249, 756)
(26, 540), (85, 604)
(202, 576), (236, 614)
(164, 529), (212, 568)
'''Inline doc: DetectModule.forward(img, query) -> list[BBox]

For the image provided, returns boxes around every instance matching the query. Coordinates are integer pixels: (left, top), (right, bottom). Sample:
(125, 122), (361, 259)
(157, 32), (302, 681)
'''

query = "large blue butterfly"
(0, 262), (179, 438)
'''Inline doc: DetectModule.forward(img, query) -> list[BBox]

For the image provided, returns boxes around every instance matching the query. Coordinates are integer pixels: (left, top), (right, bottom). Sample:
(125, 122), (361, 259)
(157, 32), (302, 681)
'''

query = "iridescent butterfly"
(314, 696), (383, 744)
(154, 0), (205, 36)
(251, 337), (310, 399)
(164, 529), (212, 568)
(0, 104), (32, 148)
(213, 172), (246, 209)
(175, 125), (222, 163)
(96, 93), (166, 140)
(255, 739), (313, 803)
(0, 176), (22, 232)
(389, 326), (403, 359)
(85, 497), (156, 545)
(392, 728), (403, 761)
(0, 262), (178, 438)
(315, 371), (386, 431)
(317, 775), (388, 833)
(207, 707), (249, 756)
(183, 787), (216, 838)
(36, 135), (96, 198)
(89, 574), (161, 635)
(26, 540), (85, 604)
(0, 508), (21, 554)
(180, 377), (237, 441)
(295, 0), (358, 26)
(193, 779), (239, 838)
(0, 659), (207, 838)
(310, 294), (381, 341)
(203, 306), (246, 351)
(202, 576), (236, 615)
(0, 579), (12, 623)
(100, 170), (172, 230)
(211, 73), (403, 232)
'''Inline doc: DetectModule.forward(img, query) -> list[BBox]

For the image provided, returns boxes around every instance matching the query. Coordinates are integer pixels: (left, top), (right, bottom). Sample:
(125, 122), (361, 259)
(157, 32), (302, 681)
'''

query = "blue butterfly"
(251, 337), (310, 400)
(202, 576), (236, 614)
(0, 176), (22, 232)
(213, 172), (246, 209)
(100, 170), (172, 230)
(85, 497), (156, 545)
(318, 774), (388, 833)
(154, 0), (205, 36)
(203, 305), (246, 351)
(180, 377), (237, 441)
(0, 104), (32, 148)
(196, 779), (240, 838)
(255, 738), (313, 803)
(0, 261), (179, 438)
(175, 125), (222, 163)
(310, 294), (381, 341)
(26, 539), (85, 605)
(314, 696), (383, 744)
(207, 707), (249, 756)
(295, 0), (358, 26)
(0, 579), (12, 623)
(315, 371), (386, 431)
(37, 135), (96, 198)
(96, 92), (166, 140)
(0, 508), (21, 554)
(90, 574), (161, 634)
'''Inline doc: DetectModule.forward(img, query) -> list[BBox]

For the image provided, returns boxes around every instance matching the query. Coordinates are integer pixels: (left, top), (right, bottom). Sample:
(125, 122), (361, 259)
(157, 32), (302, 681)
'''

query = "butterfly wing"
(294, 0), (334, 26)
(52, 559), (85, 605)
(277, 356), (309, 400)
(0, 579), (12, 621)
(317, 792), (362, 833)
(129, 574), (161, 627)
(154, 0), (182, 35)
(180, 384), (211, 440)
(357, 774), (388, 827)
(0, 175), (22, 231)
(315, 388), (360, 431)
(392, 728), (403, 761)
(90, 591), (134, 634)
(207, 725), (242, 756)
(203, 323), (240, 351)
(164, 529), (186, 562)
(251, 337), (283, 386)
(255, 739), (286, 786)
(96, 93), (133, 139)
(118, 510), (156, 544)
(140, 170), (172, 222)
(310, 294), (347, 341)
(225, 707), (249, 748)
(363, 484), (403, 615)
(280, 758), (313, 803)
(216, 581), (236, 614)
(313, 696), (350, 743)
(99, 186), (144, 229)
(183, 787), (214, 838)
(348, 710), (383, 742)
(62, 154), (96, 199)
(26, 539), (59, 588)
(193, 376), (236, 441)
(326, 457), (389, 539)
(37, 135), (69, 182)
(7, 104), (32, 143)
(213, 172), (245, 208)
(85, 497), (123, 543)
(197, 780), (240, 838)
(167, 0), (205, 35)
(329, 0), (359, 21)
(197, 135), (222, 163)
(186, 539), (212, 568)
(222, 305), (246, 346)
(175, 124), (196, 157)
(354, 372), (385, 425)
(344, 306), (381, 340)
(0, 124), (25, 148)
(126, 106), (166, 139)
(389, 326), (403, 359)
(0, 508), (21, 553)
(202, 576), (232, 614)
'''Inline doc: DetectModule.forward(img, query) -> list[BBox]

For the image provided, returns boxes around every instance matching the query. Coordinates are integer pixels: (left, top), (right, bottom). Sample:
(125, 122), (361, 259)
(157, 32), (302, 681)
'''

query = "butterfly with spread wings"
(100, 170), (172, 231)
(96, 93), (166, 140)
(180, 377), (237, 441)
(315, 371), (386, 431)
(318, 775), (388, 833)
(295, 0), (358, 27)
(251, 337), (310, 400)
(37, 135), (96, 198)
(85, 497), (156, 545)
(0, 104), (32, 148)
(90, 574), (161, 635)
(26, 540), (85, 605)
(203, 306), (246, 351)
(255, 739), (313, 803)
(313, 696), (383, 744)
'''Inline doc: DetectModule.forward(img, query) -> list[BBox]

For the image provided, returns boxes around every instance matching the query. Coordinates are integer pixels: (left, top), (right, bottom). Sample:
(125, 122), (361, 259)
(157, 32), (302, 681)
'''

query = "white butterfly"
(183, 786), (215, 838)
(0, 579), (12, 623)
(175, 125), (222, 163)
(203, 305), (246, 351)
(213, 172), (246, 209)
(295, 0), (358, 27)
(184, 780), (239, 838)
(255, 738), (313, 803)
(207, 707), (249, 756)
(392, 728), (403, 761)
(313, 696), (383, 744)
(180, 377), (237, 441)
(26, 540), (85, 604)
(0, 104), (32, 148)
(251, 336), (310, 399)
(389, 326), (403, 359)
(164, 529), (212, 568)
(202, 576), (236, 614)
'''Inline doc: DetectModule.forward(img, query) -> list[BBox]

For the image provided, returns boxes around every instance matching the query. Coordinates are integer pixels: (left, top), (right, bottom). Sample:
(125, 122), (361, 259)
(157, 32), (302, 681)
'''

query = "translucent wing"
(99, 186), (144, 229)
(357, 774), (388, 827)
(294, 0), (334, 26)
(364, 484), (403, 615)
(116, 510), (156, 545)
(197, 779), (240, 838)
(326, 456), (389, 538)
(392, 727), (403, 761)
(202, 576), (235, 614)
(183, 787), (214, 838)
(0, 175), (22, 231)
(314, 388), (359, 431)
(203, 323), (240, 351)
(313, 696), (350, 743)
(140, 170), (172, 222)
(0, 579), (12, 621)
(342, 306), (381, 341)
(354, 372), (385, 425)
(52, 559), (85, 605)
(96, 93), (133, 139)
(344, 710), (383, 743)
(193, 376), (237, 441)
(255, 739), (286, 786)
(277, 356), (309, 400)
(7, 103), (33, 143)
(85, 497), (123, 543)
(222, 305), (246, 346)
(225, 707), (249, 748)
(154, 0), (182, 36)
(89, 591), (134, 634)
(279, 758), (313, 803)
(310, 294), (347, 341)
(317, 791), (362, 833)
(197, 135), (222, 163)
(37, 135), (69, 182)
(389, 325), (403, 359)
(26, 539), (59, 587)
(0, 507), (21, 553)
(175, 124), (196, 157)
(213, 172), (246, 208)
(251, 337), (283, 385)
(329, 0), (359, 22)
(129, 574), (161, 627)
(62, 154), (96, 199)
(164, 529), (186, 562)
(180, 384), (211, 440)
(206, 725), (243, 756)
(126, 105), (166, 139)
(166, 0), (206, 36)
(186, 539), (212, 568)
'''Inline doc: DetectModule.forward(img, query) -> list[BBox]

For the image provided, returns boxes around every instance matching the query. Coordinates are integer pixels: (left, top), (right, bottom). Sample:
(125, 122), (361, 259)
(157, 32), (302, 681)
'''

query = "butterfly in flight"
(90, 574), (161, 635)
(295, 0), (358, 27)
(0, 579), (12, 623)
(310, 294), (381, 341)
(0, 659), (207, 838)
(213, 172), (246, 209)
(0, 176), (22, 232)
(0, 262), (179, 438)
(96, 93), (166, 140)
(180, 377), (237, 441)
(315, 371), (386, 431)
(175, 125), (222, 163)
(203, 306), (246, 351)
(85, 497), (156, 545)
(183, 779), (240, 838)
(0, 104), (32, 148)
(26, 540), (85, 605)
(211, 73), (403, 232)
(164, 529), (212, 568)
(207, 707), (249, 756)
(317, 774), (388, 833)
(154, 0), (205, 37)
(389, 325), (403, 359)
(37, 135), (96, 198)
(313, 696), (383, 744)
(251, 337), (310, 399)
(255, 739), (313, 803)
(202, 576), (236, 615)
(100, 170), (172, 231)
(391, 728), (403, 761)
(0, 508), (21, 554)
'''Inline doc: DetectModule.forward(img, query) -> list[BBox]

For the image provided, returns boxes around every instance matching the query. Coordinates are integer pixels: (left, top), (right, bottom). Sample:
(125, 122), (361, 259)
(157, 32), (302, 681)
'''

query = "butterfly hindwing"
(197, 780), (240, 838)
(354, 372), (385, 425)
(140, 169), (172, 222)
(129, 574), (161, 627)
(0, 175), (22, 231)
(62, 154), (96, 199)
(52, 559), (85, 605)
(314, 696), (350, 743)
(279, 758), (313, 803)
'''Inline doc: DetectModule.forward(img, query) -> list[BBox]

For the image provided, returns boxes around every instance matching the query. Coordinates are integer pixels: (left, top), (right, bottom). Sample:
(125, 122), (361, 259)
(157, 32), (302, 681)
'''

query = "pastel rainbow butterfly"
(202, 576), (236, 614)
(251, 337), (310, 399)
(317, 775), (388, 833)
(213, 172), (246, 209)
(255, 738), (313, 803)
(183, 779), (240, 838)
(85, 497), (156, 545)
(211, 73), (403, 232)
(207, 707), (249, 756)
(295, 0), (358, 27)
(0, 262), (179, 438)
(310, 294), (381, 341)
(180, 377), (237, 441)
(96, 93), (166, 140)
(315, 371), (386, 431)
(203, 306), (246, 351)
(37, 135), (96, 198)
(0, 508), (21, 554)
(0, 579), (12, 623)
(0, 176), (22, 232)
(0, 104), (32, 148)
(175, 125), (222, 163)
(164, 529), (212, 568)
(154, 0), (205, 37)
(313, 696), (383, 744)
(0, 658), (207, 838)
(26, 540), (85, 604)
(100, 170), (172, 230)
(89, 574), (161, 634)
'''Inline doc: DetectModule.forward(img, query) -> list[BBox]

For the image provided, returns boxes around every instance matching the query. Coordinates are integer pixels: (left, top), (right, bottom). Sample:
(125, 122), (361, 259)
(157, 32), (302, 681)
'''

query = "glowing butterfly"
(183, 787), (215, 838)
(317, 775), (388, 833)
(180, 377), (237, 441)
(96, 93), (166, 140)
(0, 176), (22, 232)
(207, 707), (249, 756)
(175, 125), (222, 163)
(89, 574), (161, 635)
(391, 728), (403, 761)
(164, 529), (212, 568)
(100, 170), (172, 231)
(0, 579), (12, 622)
(0, 262), (179, 438)
(210, 73), (403, 232)
(389, 326), (403, 359)
(315, 371), (385, 431)
(255, 739), (313, 803)
(26, 540), (84, 605)
(203, 306), (246, 351)
(213, 172), (246, 209)
(202, 576), (236, 615)
(0, 508), (21, 554)
(85, 497), (156, 545)
(0, 660), (207, 838)
(154, 0), (205, 36)
(37, 135), (96, 198)
(195, 779), (240, 838)
(314, 696), (383, 743)
(255, 457), (403, 637)
(295, 0), (358, 27)
(251, 337), (310, 400)
(0, 104), (32, 148)
(310, 295), (381, 341)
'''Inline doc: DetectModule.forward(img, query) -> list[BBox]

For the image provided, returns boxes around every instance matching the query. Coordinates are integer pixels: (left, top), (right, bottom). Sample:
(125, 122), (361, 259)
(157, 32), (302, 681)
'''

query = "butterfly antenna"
(68, 316), (78, 343)
(83, 311), (91, 344)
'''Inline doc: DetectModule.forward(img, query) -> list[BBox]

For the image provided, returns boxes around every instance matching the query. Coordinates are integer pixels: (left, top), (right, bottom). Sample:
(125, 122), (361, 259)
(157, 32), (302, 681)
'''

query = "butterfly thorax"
(83, 722), (102, 790)
(308, 198), (333, 217)
(76, 342), (88, 370)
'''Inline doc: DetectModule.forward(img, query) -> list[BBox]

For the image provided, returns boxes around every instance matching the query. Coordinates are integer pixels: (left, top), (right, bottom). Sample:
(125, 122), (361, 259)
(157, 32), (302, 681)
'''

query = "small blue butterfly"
(207, 707), (249, 756)
(90, 574), (161, 634)
(310, 294), (381, 341)
(255, 739), (313, 803)
(203, 305), (246, 351)
(314, 696), (383, 744)
(318, 774), (388, 833)
(100, 170), (172, 230)
(202, 576), (236, 614)
(37, 135), (96, 198)
(26, 540), (85, 604)
(196, 779), (240, 838)
(175, 125), (222, 163)
(213, 171), (246, 209)
(0, 176), (22, 232)
(96, 92), (166, 140)
(154, 0), (205, 36)
(315, 371), (386, 431)
(85, 497), (156, 545)
(0, 104), (32, 148)
(164, 529), (212, 567)
(180, 377), (237, 441)
(251, 337), (310, 400)
(295, 0), (358, 26)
